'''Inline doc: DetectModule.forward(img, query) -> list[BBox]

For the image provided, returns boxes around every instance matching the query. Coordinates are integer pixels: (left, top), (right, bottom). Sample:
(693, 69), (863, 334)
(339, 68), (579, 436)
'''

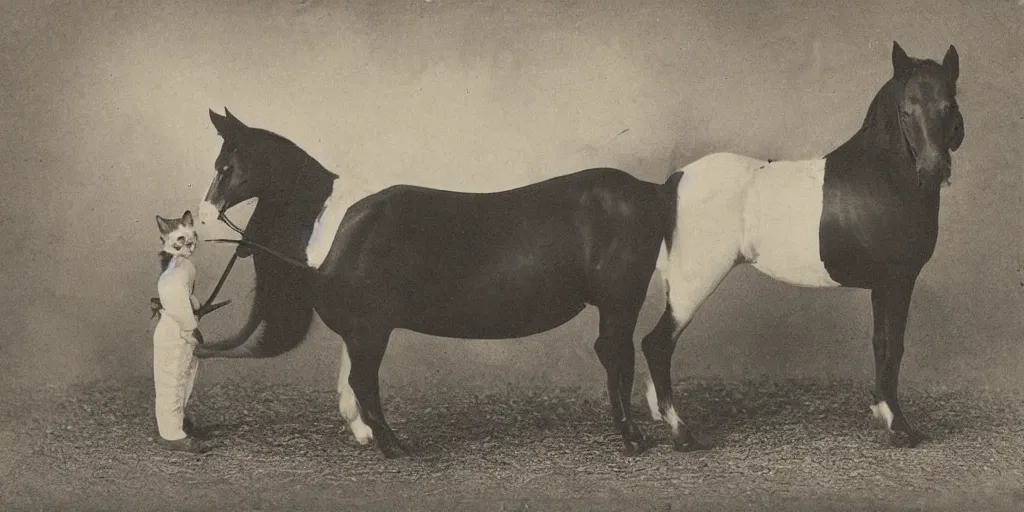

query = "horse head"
(194, 109), (335, 360)
(890, 41), (964, 190)
(201, 108), (275, 224)
(199, 108), (336, 225)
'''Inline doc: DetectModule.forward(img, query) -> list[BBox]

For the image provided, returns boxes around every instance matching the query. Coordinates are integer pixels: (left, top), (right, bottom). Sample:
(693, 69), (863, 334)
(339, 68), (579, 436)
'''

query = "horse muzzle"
(198, 200), (223, 227)
(917, 157), (953, 190)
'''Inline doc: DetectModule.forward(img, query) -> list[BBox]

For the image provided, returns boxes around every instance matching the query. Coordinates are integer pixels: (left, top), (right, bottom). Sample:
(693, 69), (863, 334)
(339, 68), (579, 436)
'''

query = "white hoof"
(870, 401), (894, 430)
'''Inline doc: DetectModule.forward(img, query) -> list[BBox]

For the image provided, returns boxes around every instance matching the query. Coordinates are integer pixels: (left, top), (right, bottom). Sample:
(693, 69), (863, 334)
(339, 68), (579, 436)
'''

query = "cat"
(150, 211), (201, 322)
(151, 210), (205, 453)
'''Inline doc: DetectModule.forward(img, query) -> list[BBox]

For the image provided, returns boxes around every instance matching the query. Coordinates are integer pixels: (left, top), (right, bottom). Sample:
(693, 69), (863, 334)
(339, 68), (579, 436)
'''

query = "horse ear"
(156, 215), (174, 235)
(224, 107), (248, 128)
(943, 45), (959, 84)
(209, 109), (233, 138)
(181, 210), (194, 227)
(891, 41), (911, 76)
(210, 108), (248, 138)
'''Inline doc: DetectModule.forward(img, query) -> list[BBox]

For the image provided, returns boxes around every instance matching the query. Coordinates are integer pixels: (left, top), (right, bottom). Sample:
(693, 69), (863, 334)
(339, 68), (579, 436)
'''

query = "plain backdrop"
(1, 0), (1021, 399)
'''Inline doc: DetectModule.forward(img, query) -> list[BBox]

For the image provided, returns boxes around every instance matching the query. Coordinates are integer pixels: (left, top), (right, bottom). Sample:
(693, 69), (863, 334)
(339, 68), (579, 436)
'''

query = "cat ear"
(181, 210), (194, 227)
(156, 215), (175, 235)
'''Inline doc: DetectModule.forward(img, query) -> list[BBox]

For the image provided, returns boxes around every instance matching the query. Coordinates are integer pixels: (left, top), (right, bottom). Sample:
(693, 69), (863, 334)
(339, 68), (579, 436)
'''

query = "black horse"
(194, 109), (676, 457)
(639, 42), (964, 450)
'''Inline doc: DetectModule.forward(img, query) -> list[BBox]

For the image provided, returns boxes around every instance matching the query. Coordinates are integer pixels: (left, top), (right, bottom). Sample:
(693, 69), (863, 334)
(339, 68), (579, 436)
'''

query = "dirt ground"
(2, 377), (1022, 511)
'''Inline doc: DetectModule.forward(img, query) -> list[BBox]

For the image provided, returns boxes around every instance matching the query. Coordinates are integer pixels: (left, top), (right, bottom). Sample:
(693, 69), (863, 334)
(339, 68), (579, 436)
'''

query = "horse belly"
(743, 160), (840, 288)
(409, 291), (587, 340)
(377, 225), (588, 339)
(389, 256), (588, 339)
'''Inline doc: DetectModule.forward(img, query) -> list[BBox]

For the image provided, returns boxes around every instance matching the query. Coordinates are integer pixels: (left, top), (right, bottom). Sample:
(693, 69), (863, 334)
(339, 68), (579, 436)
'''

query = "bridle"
(893, 73), (959, 189)
(183, 207), (313, 321)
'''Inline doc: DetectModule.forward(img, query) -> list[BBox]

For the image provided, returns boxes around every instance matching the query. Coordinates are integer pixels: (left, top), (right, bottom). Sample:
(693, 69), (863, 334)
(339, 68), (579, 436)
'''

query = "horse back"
(314, 168), (666, 337)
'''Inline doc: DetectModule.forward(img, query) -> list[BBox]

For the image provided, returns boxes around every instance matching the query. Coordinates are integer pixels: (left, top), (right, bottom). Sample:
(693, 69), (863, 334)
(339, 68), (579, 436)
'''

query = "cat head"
(156, 210), (198, 258)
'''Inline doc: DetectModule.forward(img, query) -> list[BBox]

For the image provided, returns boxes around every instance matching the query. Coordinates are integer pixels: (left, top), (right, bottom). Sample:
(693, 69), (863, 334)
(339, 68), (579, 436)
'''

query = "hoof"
(890, 429), (926, 448)
(378, 434), (412, 459)
(673, 435), (710, 453)
(378, 442), (409, 458)
(622, 437), (650, 457)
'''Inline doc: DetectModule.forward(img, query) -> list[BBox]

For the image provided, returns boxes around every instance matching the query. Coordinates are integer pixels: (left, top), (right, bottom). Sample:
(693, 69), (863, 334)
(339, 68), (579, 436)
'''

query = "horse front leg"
(337, 338), (374, 446)
(870, 275), (925, 447)
(344, 326), (410, 458)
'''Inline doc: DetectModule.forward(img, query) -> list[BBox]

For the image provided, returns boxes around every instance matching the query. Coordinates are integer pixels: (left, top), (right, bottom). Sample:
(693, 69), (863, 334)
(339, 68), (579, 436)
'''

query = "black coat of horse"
(195, 110), (674, 456)
(639, 42), (964, 450)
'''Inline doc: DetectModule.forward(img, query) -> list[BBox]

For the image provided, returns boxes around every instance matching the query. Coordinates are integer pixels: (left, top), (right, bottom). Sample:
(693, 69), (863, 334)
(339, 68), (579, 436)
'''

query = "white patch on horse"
(645, 378), (682, 434)
(871, 401), (895, 430)
(741, 159), (841, 288)
(306, 178), (376, 270)
(663, 405), (682, 435)
(337, 340), (373, 444)
(662, 153), (754, 330)
(645, 378), (661, 420)
(659, 153), (840, 331)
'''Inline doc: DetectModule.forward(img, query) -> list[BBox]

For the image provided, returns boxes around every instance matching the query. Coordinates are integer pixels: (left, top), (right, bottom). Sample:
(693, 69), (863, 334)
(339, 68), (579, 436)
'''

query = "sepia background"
(1, 0), (1020, 402)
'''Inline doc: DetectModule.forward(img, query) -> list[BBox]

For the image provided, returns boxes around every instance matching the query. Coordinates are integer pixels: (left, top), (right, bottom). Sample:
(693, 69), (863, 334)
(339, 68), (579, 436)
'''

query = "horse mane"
(252, 127), (338, 182)
(857, 77), (901, 140)
(198, 127), (334, 358)
(827, 72), (909, 168)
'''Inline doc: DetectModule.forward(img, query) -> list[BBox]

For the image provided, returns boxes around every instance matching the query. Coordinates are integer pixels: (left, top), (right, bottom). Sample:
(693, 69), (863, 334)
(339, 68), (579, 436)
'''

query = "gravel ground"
(2, 376), (1023, 511)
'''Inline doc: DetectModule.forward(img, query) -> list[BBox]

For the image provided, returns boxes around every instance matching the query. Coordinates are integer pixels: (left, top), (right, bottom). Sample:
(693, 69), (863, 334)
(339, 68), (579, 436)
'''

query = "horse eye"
(177, 236), (185, 242)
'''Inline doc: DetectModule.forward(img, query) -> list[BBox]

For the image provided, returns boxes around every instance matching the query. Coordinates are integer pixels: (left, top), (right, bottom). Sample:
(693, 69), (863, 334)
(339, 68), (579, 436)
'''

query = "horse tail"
(194, 254), (316, 359)
(659, 171), (684, 249)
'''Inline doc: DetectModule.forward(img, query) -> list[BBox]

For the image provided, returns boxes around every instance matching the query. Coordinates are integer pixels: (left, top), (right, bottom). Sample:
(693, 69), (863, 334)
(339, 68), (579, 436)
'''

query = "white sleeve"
(157, 269), (198, 332)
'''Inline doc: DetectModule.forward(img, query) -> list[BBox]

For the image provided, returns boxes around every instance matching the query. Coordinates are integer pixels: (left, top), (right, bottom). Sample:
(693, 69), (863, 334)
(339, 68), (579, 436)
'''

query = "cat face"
(156, 210), (199, 258)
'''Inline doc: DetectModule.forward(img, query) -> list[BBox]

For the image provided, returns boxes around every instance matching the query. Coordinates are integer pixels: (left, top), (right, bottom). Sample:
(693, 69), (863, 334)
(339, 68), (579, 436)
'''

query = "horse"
(639, 41), (964, 450)
(193, 109), (678, 457)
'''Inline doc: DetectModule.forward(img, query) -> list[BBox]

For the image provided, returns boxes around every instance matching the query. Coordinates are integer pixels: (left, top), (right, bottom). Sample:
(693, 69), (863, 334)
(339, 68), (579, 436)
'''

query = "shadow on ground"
(3, 377), (1023, 511)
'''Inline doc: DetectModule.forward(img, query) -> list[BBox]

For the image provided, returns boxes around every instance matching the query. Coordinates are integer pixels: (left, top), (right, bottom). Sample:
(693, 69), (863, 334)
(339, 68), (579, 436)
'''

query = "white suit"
(153, 256), (201, 441)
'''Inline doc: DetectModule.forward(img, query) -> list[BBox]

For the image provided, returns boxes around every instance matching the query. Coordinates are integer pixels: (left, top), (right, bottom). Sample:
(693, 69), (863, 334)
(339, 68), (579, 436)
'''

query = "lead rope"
(149, 252), (235, 322)
(151, 210), (313, 321)
(201, 209), (312, 306)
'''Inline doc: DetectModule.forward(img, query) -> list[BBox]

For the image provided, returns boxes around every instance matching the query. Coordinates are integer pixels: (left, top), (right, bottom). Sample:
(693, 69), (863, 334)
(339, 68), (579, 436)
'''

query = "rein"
(205, 209), (311, 271)
(150, 209), (313, 322)
(197, 209), (312, 311)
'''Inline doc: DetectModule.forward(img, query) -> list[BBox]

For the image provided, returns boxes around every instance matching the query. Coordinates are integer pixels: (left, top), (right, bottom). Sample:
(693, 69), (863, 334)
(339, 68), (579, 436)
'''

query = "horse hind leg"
(593, 306), (648, 456)
(344, 326), (409, 458)
(641, 305), (703, 452)
(642, 254), (735, 451)
(337, 339), (373, 445)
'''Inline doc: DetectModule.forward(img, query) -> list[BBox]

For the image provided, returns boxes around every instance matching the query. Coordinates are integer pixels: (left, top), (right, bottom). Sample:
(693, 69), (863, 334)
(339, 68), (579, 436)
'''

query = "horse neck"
(248, 163), (336, 258)
(830, 79), (939, 207)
